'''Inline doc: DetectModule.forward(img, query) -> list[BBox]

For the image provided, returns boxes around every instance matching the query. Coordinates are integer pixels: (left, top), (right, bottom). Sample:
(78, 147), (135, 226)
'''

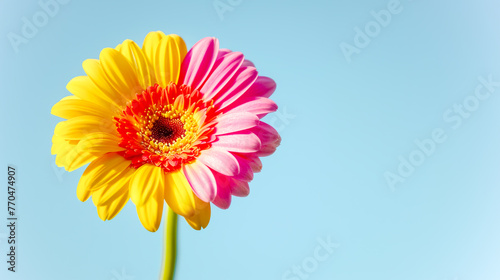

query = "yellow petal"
(118, 39), (156, 90)
(53, 136), (73, 162)
(99, 48), (142, 100)
(129, 164), (165, 206)
(135, 185), (164, 232)
(76, 153), (131, 201)
(155, 34), (187, 87)
(64, 148), (99, 172)
(66, 76), (119, 112)
(106, 191), (130, 220)
(51, 133), (73, 155)
(142, 31), (165, 68)
(163, 169), (209, 219)
(128, 164), (167, 231)
(82, 59), (128, 107)
(77, 132), (124, 155)
(95, 188), (130, 221)
(91, 167), (134, 206)
(54, 115), (114, 140)
(97, 203), (109, 221)
(51, 97), (110, 119)
(52, 133), (96, 172)
(185, 204), (211, 230)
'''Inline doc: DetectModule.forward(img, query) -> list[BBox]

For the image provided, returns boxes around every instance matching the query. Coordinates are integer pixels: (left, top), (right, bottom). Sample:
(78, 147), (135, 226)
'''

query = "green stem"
(159, 208), (178, 280)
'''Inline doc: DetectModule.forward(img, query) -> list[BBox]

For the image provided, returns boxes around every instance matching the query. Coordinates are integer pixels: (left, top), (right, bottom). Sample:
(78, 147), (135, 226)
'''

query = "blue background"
(1, 0), (500, 279)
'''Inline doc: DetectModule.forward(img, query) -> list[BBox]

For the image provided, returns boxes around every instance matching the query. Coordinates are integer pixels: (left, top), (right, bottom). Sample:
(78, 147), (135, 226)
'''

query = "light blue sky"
(2, 0), (500, 279)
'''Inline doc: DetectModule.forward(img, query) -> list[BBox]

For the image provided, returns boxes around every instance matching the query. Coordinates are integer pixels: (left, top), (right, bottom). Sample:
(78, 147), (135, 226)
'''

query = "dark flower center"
(150, 117), (185, 144)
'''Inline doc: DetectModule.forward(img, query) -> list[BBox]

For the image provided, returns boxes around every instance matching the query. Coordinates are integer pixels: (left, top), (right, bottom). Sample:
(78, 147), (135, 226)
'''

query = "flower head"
(51, 31), (280, 231)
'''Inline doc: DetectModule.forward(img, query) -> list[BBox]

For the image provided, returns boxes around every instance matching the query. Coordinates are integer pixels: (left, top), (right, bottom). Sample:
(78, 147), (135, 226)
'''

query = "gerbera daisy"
(51, 31), (280, 232)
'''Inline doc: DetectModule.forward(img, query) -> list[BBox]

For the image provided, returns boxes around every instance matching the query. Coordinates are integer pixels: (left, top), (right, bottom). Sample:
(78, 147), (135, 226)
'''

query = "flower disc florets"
(115, 83), (217, 171)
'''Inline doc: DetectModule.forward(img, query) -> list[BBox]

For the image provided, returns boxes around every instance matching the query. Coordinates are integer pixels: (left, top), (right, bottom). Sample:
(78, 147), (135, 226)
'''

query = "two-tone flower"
(51, 31), (280, 231)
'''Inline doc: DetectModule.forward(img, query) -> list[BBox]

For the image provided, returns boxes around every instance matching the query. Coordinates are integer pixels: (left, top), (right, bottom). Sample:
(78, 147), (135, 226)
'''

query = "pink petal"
(233, 154), (254, 182)
(253, 122), (281, 145)
(252, 122), (281, 157)
(217, 48), (253, 67)
(212, 171), (232, 209)
(215, 112), (259, 135)
(197, 147), (240, 176)
(230, 179), (250, 197)
(242, 59), (255, 67)
(211, 132), (261, 153)
(242, 76), (277, 99)
(258, 144), (279, 157)
(223, 97), (278, 118)
(217, 48), (232, 59)
(179, 37), (219, 90)
(183, 161), (217, 202)
(213, 67), (258, 110)
(201, 52), (245, 101)
(237, 154), (262, 172)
